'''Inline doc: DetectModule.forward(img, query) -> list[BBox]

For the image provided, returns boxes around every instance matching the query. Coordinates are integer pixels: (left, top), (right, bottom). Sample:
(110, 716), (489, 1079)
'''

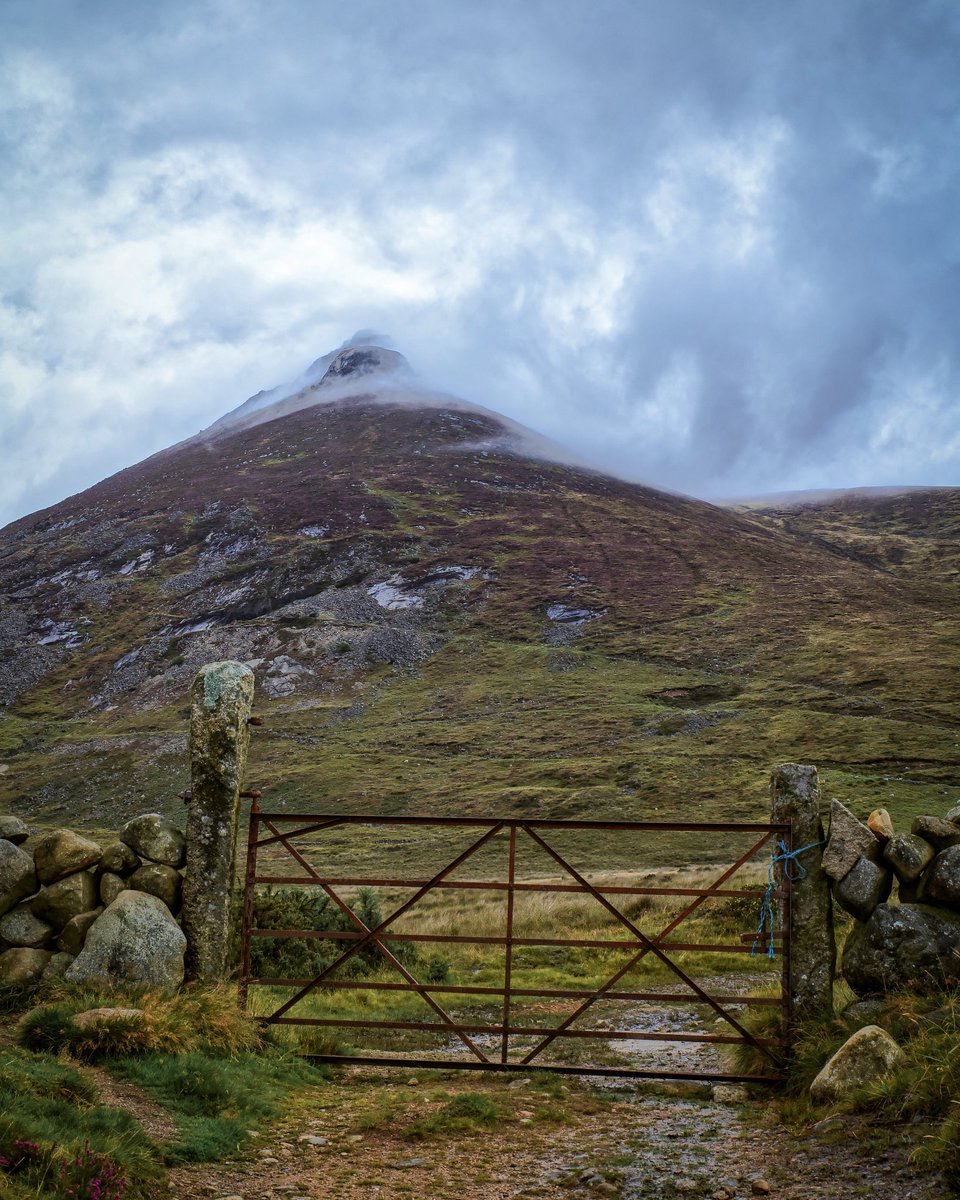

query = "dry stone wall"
(0, 812), (187, 990)
(823, 799), (960, 996)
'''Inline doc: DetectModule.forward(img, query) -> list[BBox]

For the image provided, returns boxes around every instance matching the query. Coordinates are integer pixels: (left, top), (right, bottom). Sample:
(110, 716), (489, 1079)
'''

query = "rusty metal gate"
(239, 809), (791, 1084)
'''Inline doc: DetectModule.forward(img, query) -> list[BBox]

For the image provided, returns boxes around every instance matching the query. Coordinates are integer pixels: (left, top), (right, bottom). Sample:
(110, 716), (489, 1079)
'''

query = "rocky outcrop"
(66, 892), (186, 989)
(810, 1025), (904, 1104)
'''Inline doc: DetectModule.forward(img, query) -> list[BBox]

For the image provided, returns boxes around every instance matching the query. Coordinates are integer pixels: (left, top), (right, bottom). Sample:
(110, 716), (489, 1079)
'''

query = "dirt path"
(159, 983), (945, 1200)
(162, 1063), (941, 1200)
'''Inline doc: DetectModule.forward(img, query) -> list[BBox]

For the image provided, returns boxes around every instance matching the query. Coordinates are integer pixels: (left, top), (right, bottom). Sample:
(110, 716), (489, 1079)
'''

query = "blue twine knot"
(750, 838), (826, 959)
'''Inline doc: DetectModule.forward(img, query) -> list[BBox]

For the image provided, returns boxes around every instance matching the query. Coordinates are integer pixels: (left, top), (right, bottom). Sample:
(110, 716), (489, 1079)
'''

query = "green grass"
(406, 1091), (503, 1138)
(0, 1047), (159, 1198)
(3, 984), (329, 1193)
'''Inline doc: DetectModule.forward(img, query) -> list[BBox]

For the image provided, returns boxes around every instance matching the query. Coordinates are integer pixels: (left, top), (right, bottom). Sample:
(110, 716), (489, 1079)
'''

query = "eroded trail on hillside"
(160, 995), (944, 1200)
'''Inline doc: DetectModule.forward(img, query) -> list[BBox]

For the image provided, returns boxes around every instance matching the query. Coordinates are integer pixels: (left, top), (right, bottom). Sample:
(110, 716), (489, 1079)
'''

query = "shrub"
(247, 886), (417, 982)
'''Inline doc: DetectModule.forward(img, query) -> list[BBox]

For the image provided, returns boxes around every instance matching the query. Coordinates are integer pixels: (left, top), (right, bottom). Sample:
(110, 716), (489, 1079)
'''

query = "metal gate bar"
(240, 809), (792, 1084)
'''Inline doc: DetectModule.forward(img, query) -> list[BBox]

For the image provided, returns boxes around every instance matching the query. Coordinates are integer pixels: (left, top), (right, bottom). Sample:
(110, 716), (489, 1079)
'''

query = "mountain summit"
(0, 341), (957, 842)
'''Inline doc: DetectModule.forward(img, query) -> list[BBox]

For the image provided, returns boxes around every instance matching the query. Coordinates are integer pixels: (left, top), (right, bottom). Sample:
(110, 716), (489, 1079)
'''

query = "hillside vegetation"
(0, 396), (957, 856)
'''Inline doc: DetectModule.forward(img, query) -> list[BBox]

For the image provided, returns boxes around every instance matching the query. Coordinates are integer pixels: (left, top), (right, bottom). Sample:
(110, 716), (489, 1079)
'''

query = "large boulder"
(0, 840), (38, 916)
(0, 946), (52, 986)
(920, 846), (960, 910)
(0, 816), (30, 845)
(0, 901), (54, 949)
(842, 903), (960, 996)
(822, 800), (880, 881)
(119, 815), (185, 868)
(883, 833), (935, 885)
(810, 1025), (904, 1104)
(66, 891), (186, 989)
(833, 855), (892, 920)
(31, 871), (98, 930)
(32, 829), (102, 885)
(128, 864), (182, 912)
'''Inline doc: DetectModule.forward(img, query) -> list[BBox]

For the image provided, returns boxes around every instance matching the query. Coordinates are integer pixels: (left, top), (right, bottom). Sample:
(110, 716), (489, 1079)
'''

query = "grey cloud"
(1, 0), (958, 526)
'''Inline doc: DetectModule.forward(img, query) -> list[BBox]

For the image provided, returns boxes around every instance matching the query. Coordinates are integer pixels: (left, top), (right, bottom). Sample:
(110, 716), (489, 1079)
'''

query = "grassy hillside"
(1, 399), (957, 855)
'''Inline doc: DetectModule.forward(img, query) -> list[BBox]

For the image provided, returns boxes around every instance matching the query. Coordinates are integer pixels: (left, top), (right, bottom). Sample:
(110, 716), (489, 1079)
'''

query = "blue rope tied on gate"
(751, 838), (826, 959)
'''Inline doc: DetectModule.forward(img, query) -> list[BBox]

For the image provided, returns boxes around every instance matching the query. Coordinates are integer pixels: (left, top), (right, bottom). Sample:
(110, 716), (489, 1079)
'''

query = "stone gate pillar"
(181, 661), (255, 982)
(771, 763), (835, 1023)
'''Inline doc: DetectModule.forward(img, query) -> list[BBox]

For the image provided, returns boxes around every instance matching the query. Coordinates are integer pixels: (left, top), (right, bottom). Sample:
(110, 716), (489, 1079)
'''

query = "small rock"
(867, 808), (894, 841)
(42, 951), (75, 980)
(751, 1182), (771, 1196)
(843, 999), (885, 1027)
(99, 872), (127, 907)
(390, 1158), (425, 1169)
(128, 863), (183, 911)
(946, 805), (960, 825)
(810, 1024), (904, 1103)
(297, 1134), (326, 1146)
(346, 1134), (363, 1143)
(812, 1115), (846, 1136)
(508, 1077), (532, 1088)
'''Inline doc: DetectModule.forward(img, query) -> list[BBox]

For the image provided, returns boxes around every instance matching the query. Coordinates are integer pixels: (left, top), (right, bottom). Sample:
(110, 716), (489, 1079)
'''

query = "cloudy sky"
(2, 0), (959, 526)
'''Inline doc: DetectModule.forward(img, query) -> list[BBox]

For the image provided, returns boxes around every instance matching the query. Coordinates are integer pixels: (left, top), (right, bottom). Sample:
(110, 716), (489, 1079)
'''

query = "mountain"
(1, 341), (957, 859)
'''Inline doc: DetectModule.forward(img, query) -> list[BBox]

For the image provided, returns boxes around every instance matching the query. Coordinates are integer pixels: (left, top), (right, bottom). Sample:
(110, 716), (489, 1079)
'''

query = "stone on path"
(66, 891), (186, 989)
(32, 829), (102, 885)
(0, 839), (37, 917)
(822, 799), (880, 881)
(809, 1024), (904, 1104)
(842, 902), (960, 996)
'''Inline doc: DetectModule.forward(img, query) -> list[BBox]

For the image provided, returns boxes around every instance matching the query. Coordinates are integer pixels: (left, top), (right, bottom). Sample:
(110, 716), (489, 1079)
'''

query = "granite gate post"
(181, 661), (255, 983)
(771, 763), (835, 1023)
